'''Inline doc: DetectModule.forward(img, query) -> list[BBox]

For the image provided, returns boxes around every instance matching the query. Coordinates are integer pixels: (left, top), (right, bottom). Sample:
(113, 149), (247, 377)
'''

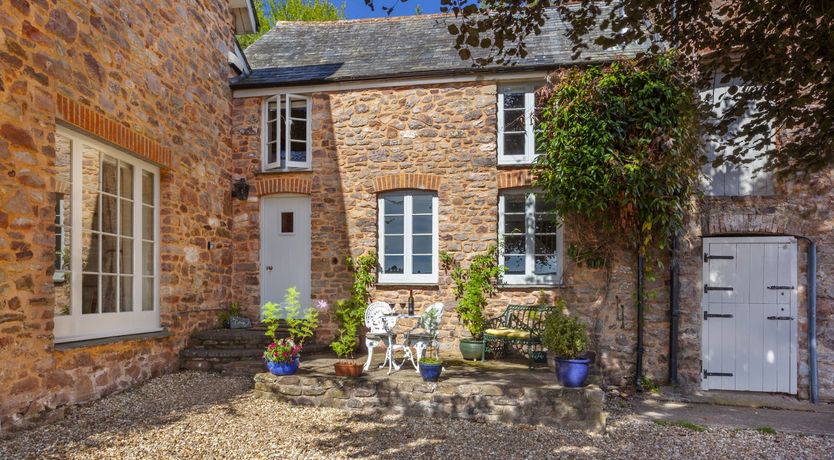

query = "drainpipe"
(806, 238), (819, 403)
(669, 232), (680, 385)
(636, 253), (645, 392)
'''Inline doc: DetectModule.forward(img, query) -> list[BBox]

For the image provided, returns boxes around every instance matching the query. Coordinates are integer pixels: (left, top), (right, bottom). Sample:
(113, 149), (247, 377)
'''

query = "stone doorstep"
(253, 372), (606, 434)
(649, 387), (834, 414)
(181, 348), (264, 359)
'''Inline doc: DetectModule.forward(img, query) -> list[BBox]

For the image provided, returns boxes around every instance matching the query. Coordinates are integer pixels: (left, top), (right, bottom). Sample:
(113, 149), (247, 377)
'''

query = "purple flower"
(315, 299), (329, 311)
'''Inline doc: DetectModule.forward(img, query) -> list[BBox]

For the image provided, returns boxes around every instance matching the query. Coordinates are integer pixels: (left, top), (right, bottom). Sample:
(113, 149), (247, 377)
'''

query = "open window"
(263, 94), (312, 171)
(497, 83), (543, 165)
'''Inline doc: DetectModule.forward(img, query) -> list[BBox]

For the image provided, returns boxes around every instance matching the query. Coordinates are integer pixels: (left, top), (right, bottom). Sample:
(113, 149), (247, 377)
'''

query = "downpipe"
(669, 233), (680, 385)
(636, 253), (645, 392)
(803, 238), (819, 404)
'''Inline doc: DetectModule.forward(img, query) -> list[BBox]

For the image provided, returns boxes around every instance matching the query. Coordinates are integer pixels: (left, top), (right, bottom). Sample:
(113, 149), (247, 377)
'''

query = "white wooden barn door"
(701, 236), (798, 394)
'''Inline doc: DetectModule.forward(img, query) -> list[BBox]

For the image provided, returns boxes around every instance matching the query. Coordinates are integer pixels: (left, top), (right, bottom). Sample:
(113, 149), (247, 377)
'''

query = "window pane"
(267, 142), (278, 166)
(120, 238), (133, 274)
(101, 234), (117, 273)
(413, 195), (433, 214)
(83, 188), (100, 232)
(82, 274), (98, 314)
(504, 255), (525, 274)
(82, 232), (99, 272)
(101, 194), (117, 234)
(280, 212), (294, 233)
(101, 275), (117, 313)
(535, 234), (558, 254)
(384, 235), (404, 255)
(289, 117), (306, 141)
(503, 133), (525, 156)
(82, 145), (100, 191)
(289, 142), (306, 162)
(412, 255), (432, 275)
(142, 242), (154, 275)
(504, 195), (526, 213)
(413, 215), (432, 234)
(120, 163), (133, 198)
(383, 256), (404, 274)
(120, 199), (133, 236)
(384, 195), (404, 215)
(503, 235), (525, 254)
(142, 277), (154, 311)
(142, 171), (154, 205)
(384, 215), (403, 234)
(535, 255), (559, 275)
(535, 215), (559, 233)
(503, 108), (525, 132)
(120, 276), (133, 312)
(289, 99), (306, 119)
(101, 156), (118, 195)
(54, 278), (71, 316)
(55, 134), (73, 187)
(267, 116), (277, 143)
(503, 93), (525, 109)
(504, 214), (526, 235)
(413, 235), (432, 254)
(535, 195), (557, 213)
(142, 206), (154, 239)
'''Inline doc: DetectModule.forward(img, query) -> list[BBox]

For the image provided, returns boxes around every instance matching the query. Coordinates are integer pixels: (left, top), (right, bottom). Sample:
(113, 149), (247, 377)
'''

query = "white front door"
(701, 236), (798, 394)
(260, 195), (311, 316)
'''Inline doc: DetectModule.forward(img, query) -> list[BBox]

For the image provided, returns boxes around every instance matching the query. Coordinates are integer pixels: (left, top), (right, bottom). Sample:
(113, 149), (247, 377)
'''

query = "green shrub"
(330, 252), (377, 360)
(440, 246), (504, 340)
(542, 304), (588, 359)
(262, 287), (318, 345)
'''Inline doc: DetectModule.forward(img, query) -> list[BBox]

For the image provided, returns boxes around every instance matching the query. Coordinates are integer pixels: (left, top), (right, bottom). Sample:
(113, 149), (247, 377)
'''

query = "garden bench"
(484, 304), (558, 369)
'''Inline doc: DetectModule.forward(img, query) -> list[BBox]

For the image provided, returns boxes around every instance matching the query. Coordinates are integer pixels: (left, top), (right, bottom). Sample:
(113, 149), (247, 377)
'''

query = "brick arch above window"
(254, 176), (312, 196)
(497, 170), (535, 190)
(373, 173), (442, 193)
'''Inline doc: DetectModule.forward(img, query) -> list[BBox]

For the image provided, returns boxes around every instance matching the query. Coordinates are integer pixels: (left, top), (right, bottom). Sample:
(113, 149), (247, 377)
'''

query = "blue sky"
(343, 1), (444, 19)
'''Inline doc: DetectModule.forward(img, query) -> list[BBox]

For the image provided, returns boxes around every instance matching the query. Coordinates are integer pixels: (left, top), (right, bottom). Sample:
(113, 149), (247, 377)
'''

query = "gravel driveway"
(1, 371), (832, 459)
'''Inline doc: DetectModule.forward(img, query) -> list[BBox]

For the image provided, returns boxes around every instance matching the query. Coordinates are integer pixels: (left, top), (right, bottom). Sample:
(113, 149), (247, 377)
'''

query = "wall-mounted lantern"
(231, 177), (250, 200)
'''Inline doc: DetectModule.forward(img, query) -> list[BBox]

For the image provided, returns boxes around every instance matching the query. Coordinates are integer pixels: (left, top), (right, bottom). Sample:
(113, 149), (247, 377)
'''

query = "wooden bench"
(483, 304), (557, 369)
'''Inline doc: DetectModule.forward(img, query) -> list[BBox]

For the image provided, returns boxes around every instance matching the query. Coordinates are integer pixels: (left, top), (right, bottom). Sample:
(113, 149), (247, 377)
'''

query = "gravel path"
(1, 372), (832, 459)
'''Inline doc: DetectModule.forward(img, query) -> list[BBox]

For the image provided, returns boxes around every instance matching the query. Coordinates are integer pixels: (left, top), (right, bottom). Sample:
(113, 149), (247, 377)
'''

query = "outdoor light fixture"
(231, 177), (250, 200)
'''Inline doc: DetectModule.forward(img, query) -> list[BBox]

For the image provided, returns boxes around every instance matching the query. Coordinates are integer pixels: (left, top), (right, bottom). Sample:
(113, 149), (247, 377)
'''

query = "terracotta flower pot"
(334, 361), (363, 377)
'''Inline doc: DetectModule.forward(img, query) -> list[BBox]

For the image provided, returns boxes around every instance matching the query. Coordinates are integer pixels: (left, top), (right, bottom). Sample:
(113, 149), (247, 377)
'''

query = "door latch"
(766, 316), (794, 321)
(704, 312), (733, 320)
(704, 284), (733, 293)
(703, 370), (734, 379)
(767, 285), (794, 290)
(266, 265), (273, 271)
(704, 254), (734, 262)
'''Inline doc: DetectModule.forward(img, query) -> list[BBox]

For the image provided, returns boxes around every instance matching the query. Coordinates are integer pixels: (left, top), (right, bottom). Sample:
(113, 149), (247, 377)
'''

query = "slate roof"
(234, 10), (641, 89)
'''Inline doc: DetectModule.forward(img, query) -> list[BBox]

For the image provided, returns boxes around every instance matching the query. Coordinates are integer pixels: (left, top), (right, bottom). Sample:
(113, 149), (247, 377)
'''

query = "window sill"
(498, 283), (565, 290)
(376, 282), (439, 288)
(259, 168), (312, 175)
(55, 330), (171, 350)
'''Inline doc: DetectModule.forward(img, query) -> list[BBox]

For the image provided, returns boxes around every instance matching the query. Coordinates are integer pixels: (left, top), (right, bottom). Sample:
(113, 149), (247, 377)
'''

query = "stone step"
(219, 359), (267, 376)
(181, 348), (264, 360)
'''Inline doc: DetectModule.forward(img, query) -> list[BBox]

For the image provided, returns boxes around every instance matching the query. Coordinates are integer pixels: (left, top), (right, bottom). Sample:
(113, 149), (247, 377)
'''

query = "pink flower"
(316, 299), (329, 311)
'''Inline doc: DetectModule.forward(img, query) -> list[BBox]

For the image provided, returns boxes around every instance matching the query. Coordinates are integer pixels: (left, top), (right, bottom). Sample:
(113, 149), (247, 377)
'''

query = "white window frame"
(262, 94), (312, 171)
(497, 83), (541, 165)
(377, 191), (439, 285)
(53, 127), (161, 343)
(498, 190), (564, 285)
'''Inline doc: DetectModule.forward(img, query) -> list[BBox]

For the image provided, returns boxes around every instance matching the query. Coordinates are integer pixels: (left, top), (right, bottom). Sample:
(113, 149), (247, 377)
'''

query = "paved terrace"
(254, 355), (606, 433)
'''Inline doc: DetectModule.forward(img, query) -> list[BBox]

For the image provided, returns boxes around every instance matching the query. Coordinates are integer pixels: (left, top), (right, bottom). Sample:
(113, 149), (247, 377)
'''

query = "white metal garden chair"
(363, 301), (414, 374)
(403, 302), (444, 372)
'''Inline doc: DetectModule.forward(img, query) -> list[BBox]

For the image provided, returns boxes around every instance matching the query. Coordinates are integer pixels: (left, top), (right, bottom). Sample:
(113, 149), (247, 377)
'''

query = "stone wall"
(231, 83), (671, 390)
(1, 0), (239, 429)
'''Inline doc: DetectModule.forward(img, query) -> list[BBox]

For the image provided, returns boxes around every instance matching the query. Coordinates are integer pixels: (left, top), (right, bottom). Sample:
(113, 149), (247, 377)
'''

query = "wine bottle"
(408, 289), (415, 316)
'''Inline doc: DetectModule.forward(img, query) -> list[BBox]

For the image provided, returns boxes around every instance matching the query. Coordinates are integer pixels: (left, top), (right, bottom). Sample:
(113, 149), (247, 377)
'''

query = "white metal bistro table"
(379, 313), (420, 374)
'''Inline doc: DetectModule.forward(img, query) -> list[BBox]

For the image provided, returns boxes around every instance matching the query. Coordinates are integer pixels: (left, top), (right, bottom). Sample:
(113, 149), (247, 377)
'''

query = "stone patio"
(254, 354), (606, 433)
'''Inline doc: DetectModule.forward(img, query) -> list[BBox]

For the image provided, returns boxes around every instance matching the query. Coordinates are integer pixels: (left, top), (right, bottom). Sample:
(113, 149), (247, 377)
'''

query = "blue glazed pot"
(419, 362), (443, 382)
(266, 357), (300, 376)
(555, 357), (591, 387)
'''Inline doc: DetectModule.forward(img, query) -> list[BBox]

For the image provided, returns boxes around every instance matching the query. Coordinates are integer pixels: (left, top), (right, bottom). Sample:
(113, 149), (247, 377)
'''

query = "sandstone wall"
(0, 0), (239, 429)
(231, 83), (672, 389)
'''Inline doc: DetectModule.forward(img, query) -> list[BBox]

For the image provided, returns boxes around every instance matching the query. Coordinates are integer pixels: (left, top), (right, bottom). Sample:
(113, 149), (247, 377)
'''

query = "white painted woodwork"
(701, 236), (797, 394)
(260, 195), (311, 316)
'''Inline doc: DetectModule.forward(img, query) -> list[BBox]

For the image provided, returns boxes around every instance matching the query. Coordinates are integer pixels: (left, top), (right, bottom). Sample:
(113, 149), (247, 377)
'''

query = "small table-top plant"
(542, 304), (591, 387)
(416, 307), (443, 381)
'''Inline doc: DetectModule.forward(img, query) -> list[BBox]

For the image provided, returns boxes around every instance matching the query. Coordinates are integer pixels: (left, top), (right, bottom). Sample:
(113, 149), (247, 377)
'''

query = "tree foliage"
(534, 53), (701, 257)
(365, 0), (834, 177)
(238, 0), (345, 48)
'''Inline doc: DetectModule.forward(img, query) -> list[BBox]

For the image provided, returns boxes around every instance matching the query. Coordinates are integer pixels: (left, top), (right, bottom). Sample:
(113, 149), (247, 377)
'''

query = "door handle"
(266, 265), (273, 271)
(766, 316), (794, 321)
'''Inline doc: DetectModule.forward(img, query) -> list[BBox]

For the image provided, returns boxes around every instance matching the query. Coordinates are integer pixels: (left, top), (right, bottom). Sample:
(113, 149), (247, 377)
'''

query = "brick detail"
(56, 94), (172, 167)
(254, 176), (313, 196)
(373, 173), (442, 193)
(497, 169), (535, 189)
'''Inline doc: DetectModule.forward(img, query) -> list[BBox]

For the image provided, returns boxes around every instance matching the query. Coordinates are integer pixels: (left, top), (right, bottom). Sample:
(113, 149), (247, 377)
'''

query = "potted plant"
(440, 246), (503, 360)
(542, 306), (591, 387)
(264, 338), (302, 375)
(218, 302), (251, 329)
(261, 287), (320, 372)
(330, 298), (364, 377)
(417, 307), (443, 382)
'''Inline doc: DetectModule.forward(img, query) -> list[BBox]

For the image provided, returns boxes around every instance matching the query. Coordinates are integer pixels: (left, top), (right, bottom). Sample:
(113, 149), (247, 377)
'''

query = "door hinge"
(704, 254), (734, 262)
(704, 284), (733, 293)
(703, 370), (733, 379)
(704, 312), (733, 320)
(766, 316), (794, 321)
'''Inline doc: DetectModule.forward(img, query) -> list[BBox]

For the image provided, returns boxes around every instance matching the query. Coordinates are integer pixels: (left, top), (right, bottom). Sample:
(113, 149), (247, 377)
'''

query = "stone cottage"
(1, 4), (831, 431)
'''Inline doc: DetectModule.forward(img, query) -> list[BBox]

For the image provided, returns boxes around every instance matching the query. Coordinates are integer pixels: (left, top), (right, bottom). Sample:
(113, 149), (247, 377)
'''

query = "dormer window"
(263, 94), (312, 171)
